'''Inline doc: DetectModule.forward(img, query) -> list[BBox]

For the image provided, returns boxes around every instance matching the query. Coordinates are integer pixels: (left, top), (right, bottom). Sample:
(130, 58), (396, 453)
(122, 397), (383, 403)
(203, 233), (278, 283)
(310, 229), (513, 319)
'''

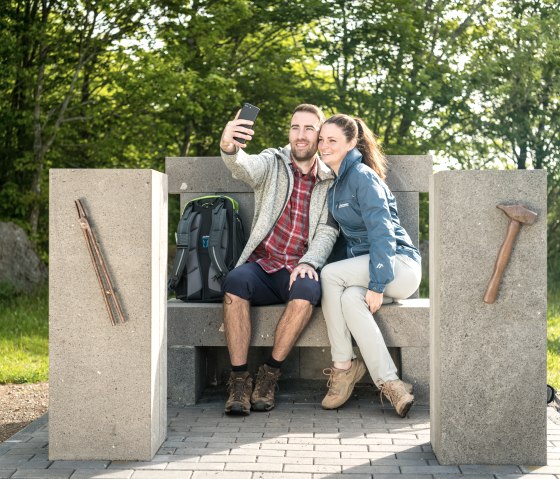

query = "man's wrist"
(297, 262), (315, 269)
(220, 143), (238, 155)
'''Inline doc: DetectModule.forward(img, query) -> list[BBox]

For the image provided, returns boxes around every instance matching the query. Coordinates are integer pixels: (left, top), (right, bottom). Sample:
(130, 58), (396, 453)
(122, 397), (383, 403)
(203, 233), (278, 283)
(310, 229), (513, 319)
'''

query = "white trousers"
(320, 253), (421, 386)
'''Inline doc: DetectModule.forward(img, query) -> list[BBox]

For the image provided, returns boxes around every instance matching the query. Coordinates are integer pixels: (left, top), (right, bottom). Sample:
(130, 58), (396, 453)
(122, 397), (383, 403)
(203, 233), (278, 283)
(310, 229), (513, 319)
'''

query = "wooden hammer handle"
(483, 220), (521, 304)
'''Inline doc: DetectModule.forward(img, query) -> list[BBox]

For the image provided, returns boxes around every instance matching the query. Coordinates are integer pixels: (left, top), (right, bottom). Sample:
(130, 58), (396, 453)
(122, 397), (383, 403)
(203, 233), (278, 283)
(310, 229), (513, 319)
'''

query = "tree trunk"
(517, 140), (527, 170)
(30, 42), (47, 235)
(179, 122), (193, 157)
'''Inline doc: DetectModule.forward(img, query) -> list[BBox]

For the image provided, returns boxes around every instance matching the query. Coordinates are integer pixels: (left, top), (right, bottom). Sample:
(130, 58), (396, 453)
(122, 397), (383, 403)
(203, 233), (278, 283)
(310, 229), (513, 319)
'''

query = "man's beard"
(290, 143), (317, 162)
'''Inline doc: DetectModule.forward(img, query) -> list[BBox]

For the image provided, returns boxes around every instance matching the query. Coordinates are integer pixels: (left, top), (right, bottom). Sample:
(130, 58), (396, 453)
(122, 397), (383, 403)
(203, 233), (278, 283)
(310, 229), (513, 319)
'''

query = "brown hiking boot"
(321, 359), (367, 409)
(251, 364), (281, 411)
(379, 379), (414, 418)
(225, 371), (252, 416)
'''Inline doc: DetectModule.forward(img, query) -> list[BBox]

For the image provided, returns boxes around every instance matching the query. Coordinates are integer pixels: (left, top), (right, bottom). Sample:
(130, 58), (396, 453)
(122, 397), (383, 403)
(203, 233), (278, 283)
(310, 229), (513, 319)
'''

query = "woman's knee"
(340, 285), (366, 308)
(388, 255), (421, 297)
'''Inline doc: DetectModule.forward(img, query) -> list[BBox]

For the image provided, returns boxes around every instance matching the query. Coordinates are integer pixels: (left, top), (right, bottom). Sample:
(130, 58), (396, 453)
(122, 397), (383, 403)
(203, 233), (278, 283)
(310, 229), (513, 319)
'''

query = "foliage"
(548, 289), (560, 390)
(0, 286), (48, 384)
(0, 0), (559, 266)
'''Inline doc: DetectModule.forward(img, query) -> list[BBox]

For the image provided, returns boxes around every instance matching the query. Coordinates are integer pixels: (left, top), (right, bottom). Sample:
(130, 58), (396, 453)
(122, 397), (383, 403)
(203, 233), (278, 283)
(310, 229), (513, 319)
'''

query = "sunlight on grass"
(0, 279), (558, 387)
(548, 290), (560, 391)
(0, 286), (48, 384)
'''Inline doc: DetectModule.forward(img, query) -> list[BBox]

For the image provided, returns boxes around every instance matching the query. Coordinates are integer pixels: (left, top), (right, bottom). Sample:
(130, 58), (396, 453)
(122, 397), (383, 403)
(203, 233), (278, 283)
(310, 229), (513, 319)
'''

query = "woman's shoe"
(321, 359), (367, 409)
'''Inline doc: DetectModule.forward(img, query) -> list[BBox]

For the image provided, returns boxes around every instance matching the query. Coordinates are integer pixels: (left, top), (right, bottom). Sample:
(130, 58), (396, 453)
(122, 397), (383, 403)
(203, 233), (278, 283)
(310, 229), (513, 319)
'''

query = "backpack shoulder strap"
(208, 200), (229, 280)
(168, 205), (198, 291)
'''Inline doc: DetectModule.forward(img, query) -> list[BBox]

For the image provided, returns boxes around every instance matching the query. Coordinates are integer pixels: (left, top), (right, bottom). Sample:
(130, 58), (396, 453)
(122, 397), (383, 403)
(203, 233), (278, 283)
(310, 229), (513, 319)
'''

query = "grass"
(0, 284), (48, 384)
(0, 278), (558, 389)
(548, 289), (560, 391)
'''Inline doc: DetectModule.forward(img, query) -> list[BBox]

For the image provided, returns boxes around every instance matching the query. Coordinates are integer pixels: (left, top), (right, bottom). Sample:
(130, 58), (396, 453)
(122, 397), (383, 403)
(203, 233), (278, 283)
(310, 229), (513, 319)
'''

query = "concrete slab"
(48, 169), (168, 460)
(430, 169), (547, 465)
(165, 155), (433, 195)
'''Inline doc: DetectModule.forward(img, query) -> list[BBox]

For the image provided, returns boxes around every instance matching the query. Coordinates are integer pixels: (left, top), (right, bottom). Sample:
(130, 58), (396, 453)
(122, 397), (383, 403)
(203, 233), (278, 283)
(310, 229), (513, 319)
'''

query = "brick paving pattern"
(1, 389), (559, 479)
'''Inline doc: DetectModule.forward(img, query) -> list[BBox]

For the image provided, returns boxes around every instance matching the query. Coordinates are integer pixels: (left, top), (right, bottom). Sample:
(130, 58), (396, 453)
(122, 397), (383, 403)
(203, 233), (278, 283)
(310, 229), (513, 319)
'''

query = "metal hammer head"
(497, 203), (537, 225)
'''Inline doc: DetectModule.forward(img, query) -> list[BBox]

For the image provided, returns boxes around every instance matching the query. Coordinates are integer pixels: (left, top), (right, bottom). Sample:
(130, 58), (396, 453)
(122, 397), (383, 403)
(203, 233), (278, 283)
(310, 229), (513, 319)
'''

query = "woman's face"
(318, 123), (356, 171)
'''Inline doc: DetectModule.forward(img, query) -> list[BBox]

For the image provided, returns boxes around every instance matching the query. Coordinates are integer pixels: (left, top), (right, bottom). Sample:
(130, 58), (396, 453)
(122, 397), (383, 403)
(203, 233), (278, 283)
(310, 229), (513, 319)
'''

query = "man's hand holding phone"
(220, 103), (260, 154)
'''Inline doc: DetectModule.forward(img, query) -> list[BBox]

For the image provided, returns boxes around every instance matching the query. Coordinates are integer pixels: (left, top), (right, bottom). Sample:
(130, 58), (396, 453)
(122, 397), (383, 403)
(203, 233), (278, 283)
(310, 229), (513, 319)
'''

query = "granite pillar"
(49, 169), (167, 460)
(430, 170), (547, 465)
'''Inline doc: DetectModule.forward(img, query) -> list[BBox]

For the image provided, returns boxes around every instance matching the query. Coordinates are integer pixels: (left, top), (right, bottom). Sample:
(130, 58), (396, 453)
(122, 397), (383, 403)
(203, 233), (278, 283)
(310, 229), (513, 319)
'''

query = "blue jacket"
(328, 148), (421, 293)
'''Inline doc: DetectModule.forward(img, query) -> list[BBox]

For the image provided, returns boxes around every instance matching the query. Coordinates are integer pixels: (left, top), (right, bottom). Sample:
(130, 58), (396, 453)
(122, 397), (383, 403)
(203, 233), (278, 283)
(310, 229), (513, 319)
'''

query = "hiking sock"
(231, 364), (248, 372)
(265, 356), (284, 370)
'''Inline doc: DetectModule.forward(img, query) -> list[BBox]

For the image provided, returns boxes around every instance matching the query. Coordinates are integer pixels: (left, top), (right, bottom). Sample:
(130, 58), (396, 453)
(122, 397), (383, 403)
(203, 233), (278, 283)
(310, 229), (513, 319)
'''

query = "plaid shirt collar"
(290, 156), (318, 183)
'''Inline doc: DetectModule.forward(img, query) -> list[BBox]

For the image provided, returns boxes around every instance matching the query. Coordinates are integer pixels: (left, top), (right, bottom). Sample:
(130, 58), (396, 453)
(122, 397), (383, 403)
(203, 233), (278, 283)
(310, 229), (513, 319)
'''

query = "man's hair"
(292, 104), (325, 124)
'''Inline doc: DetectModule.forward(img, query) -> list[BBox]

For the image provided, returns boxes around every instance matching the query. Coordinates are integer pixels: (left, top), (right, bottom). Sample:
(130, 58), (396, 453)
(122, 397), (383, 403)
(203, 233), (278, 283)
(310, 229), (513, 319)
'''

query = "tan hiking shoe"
(379, 379), (414, 417)
(225, 371), (252, 416)
(321, 359), (367, 409)
(251, 364), (281, 411)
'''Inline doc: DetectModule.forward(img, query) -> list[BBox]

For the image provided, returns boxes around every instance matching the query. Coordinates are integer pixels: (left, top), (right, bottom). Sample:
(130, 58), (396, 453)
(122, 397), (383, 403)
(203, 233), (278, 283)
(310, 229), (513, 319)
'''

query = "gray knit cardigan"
(220, 145), (338, 270)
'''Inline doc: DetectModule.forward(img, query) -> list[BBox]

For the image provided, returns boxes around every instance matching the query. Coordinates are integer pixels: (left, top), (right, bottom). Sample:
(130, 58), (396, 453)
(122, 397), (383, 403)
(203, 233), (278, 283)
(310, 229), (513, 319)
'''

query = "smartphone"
(234, 103), (260, 144)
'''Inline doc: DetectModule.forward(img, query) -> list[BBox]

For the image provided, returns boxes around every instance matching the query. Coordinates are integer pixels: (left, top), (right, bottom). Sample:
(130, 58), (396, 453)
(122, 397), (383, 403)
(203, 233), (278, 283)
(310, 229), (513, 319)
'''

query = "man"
(219, 104), (337, 415)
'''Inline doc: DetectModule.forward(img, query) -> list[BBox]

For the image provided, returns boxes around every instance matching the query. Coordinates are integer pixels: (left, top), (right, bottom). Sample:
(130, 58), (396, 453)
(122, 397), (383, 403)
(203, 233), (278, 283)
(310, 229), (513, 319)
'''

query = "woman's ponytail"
(354, 118), (387, 181)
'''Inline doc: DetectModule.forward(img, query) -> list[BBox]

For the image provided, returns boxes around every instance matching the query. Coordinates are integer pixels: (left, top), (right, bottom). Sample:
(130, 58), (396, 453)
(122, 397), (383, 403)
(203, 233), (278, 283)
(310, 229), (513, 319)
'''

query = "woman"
(318, 114), (421, 418)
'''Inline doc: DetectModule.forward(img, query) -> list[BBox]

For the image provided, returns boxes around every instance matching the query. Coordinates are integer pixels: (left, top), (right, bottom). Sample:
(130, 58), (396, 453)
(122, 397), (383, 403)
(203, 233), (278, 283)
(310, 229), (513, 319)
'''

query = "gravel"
(0, 382), (48, 442)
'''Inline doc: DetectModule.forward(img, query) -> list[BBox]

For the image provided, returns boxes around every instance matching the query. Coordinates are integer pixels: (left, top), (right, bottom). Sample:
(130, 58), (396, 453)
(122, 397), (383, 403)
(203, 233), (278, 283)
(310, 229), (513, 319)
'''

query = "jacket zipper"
(331, 171), (362, 246)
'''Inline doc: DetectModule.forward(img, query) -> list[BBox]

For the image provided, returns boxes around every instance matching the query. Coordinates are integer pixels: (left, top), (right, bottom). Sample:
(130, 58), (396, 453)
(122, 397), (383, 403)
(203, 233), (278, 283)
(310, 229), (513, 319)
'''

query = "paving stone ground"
(1, 383), (559, 479)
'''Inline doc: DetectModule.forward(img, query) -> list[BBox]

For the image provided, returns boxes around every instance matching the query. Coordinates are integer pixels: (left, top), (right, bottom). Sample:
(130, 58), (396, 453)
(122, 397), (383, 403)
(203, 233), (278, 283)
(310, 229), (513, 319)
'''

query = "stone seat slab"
(168, 298), (429, 348)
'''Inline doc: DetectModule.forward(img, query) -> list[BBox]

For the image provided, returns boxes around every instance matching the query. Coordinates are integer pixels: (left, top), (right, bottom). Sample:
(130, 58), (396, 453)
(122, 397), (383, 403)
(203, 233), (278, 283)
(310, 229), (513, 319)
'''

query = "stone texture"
(167, 299), (429, 348)
(384, 155), (433, 193)
(430, 170), (547, 465)
(393, 193), (419, 256)
(49, 169), (168, 460)
(401, 347), (429, 405)
(0, 221), (47, 292)
(166, 155), (432, 194)
(168, 346), (205, 406)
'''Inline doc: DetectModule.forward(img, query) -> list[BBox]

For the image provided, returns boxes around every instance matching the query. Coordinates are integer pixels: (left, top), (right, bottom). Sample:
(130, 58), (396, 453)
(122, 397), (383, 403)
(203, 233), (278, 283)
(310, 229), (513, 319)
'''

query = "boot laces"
(228, 376), (247, 402)
(323, 368), (342, 396)
(255, 368), (278, 396)
(379, 382), (398, 407)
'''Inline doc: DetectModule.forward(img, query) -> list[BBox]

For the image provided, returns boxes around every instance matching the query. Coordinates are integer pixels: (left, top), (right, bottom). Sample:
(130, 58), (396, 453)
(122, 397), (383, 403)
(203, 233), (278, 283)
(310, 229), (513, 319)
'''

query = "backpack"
(168, 195), (245, 302)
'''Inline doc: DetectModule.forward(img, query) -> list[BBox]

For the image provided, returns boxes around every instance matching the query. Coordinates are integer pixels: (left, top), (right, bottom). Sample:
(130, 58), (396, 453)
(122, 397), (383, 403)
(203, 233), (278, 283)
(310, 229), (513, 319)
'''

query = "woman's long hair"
(323, 114), (387, 180)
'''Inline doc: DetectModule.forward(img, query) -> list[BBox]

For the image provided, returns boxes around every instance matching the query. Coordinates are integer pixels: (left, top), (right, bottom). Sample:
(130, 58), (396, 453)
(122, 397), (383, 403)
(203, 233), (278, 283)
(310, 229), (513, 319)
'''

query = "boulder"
(0, 222), (47, 293)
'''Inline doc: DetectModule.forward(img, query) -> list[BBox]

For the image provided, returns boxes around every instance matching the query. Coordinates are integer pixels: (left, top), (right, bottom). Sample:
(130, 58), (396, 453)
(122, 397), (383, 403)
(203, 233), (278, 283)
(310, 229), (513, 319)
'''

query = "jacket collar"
(337, 147), (362, 179)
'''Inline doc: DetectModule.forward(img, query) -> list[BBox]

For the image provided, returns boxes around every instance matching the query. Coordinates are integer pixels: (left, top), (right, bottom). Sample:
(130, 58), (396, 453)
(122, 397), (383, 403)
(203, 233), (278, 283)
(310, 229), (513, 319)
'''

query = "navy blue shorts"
(222, 262), (321, 306)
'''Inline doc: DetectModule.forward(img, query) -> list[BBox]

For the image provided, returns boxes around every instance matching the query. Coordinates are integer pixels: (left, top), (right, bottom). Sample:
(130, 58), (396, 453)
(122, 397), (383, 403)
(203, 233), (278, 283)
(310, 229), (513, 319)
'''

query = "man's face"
(288, 111), (321, 163)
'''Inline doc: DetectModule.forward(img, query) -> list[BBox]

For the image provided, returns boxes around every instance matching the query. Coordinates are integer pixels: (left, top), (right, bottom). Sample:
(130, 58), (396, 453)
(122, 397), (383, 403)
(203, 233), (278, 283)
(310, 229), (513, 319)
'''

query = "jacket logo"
(376, 263), (384, 269)
(338, 202), (349, 208)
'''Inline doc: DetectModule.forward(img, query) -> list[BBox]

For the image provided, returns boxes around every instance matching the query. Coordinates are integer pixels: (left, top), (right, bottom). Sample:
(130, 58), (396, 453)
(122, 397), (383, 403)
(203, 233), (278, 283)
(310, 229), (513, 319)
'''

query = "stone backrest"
(166, 155), (433, 252)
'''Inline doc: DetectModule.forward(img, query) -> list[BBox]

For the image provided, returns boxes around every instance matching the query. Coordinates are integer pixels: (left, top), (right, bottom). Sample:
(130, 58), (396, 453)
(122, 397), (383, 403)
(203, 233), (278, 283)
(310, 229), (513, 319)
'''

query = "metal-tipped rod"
(75, 198), (126, 326)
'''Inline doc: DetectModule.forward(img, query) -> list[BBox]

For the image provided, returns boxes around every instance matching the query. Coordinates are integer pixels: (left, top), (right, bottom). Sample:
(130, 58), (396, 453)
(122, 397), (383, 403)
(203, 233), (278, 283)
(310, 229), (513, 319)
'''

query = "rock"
(0, 222), (47, 293)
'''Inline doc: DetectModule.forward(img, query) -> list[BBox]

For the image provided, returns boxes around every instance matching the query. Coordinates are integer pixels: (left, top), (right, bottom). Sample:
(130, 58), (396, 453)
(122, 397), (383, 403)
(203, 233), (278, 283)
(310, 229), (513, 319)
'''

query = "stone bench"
(166, 155), (433, 406)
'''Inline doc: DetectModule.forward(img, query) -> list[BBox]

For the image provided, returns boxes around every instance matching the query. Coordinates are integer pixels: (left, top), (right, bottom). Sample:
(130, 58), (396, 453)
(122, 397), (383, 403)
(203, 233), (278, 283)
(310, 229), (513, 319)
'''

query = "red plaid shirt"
(249, 158), (318, 273)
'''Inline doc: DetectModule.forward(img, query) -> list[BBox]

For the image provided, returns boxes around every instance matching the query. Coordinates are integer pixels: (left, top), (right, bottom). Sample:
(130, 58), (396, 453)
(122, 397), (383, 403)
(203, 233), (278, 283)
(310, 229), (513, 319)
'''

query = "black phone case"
(235, 103), (260, 144)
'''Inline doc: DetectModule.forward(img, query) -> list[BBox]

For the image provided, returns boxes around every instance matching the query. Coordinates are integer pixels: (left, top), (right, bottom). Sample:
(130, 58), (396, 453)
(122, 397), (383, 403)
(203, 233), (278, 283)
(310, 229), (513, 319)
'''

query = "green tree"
(0, 0), (150, 241)
(445, 0), (560, 272)
(297, 0), (485, 153)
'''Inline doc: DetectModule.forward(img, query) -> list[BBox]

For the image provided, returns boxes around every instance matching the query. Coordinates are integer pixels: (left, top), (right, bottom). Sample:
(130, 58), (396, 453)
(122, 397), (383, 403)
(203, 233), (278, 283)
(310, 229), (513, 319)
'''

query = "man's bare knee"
(287, 298), (313, 312)
(224, 292), (247, 306)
